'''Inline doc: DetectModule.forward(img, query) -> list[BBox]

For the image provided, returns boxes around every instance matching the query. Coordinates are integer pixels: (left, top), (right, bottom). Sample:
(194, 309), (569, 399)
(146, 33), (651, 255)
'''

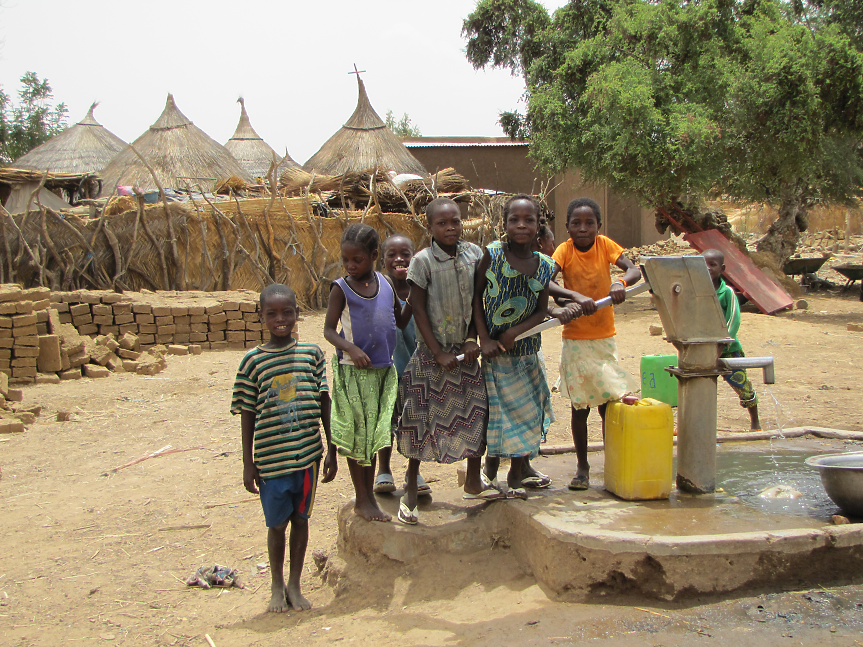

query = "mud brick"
(95, 334), (119, 350)
(14, 346), (40, 357)
(47, 308), (61, 333)
(77, 324), (98, 336)
(0, 285), (22, 302)
(152, 306), (172, 317)
(60, 349), (70, 371)
(36, 309), (49, 323)
(208, 312), (227, 324)
(0, 303), (17, 315)
(59, 313), (72, 324)
(239, 301), (257, 313)
(0, 420), (25, 433)
(72, 315), (93, 327)
(156, 334), (174, 344)
(118, 348), (141, 360)
(52, 302), (69, 312)
(69, 303), (91, 317)
(99, 325), (119, 337)
(138, 323), (158, 334)
(118, 333), (139, 351)
(245, 340), (258, 349)
(82, 293), (102, 304)
(188, 344), (203, 355)
(189, 314), (208, 324)
(83, 364), (110, 378)
(226, 331), (246, 343)
(6, 387), (22, 401)
(0, 349), (10, 359)
(122, 360), (139, 372)
(118, 324), (138, 336)
(157, 324), (176, 335)
(0, 317), (10, 328)
(0, 339), (14, 348)
(210, 340), (228, 351)
(112, 303), (132, 315)
(13, 313), (37, 327)
(15, 301), (33, 314)
(0, 328), (10, 338)
(170, 306), (189, 316)
(190, 323), (209, 333)
(35, 373), (60, 385)
(205, 303), (223, 315)
(227, 341), (246, 350)
(89, 345), (113, 366)
(135, 313), (155, 324)
(100, 293), (123, 304)
(49, 293), (62, 303)
(31, 299), (50, 312)
(227, 319), (245, 331)
(131, 303), (152, 314)
(15, 335), (39, 346)
(242, 312), (258, 322)
(167, 344), (188, 356)
(207, 330), (225, 342)
(60, 292), (81, 302)
(13, 325), (38, 337)
(106, 353), (125, 372)
(221, 301), (240, 311)
(68, 350), (89, 368)
(0, 368), (11, 377)
(59, 368), (82, 380)
(36, 323), (48, 336)
(187, 305), (206, 316)
(189, 332), (208, 342)
(11, 371), (36, 383)
(209, 321), (227, 332)
(92, 315), (114, 326)
(114, 313), (135, 325)
(11, 357), (37, 367)
(137, 333), (155, 345)
(20, 287), (49, 301)
(224, 310), (242, 321)
(246, 321), (262, 331)
(174, 323), (191, 334)
(173, 333), (191, 344)
(92, 304), (113, 316)
(153, 316), (172, 326)
(174, 315), (190, 325)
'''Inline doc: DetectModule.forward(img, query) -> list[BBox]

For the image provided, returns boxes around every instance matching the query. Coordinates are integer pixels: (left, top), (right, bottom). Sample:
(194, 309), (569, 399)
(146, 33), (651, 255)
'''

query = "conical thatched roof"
(224, 98), (302, 180)
(13, 103), (127, 174)
(100, 94), (252, 193)
(304, 77), (428, 176)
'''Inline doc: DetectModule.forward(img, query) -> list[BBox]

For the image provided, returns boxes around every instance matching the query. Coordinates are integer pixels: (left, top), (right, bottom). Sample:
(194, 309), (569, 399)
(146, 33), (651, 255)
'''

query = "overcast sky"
(1, 0), (566, 164)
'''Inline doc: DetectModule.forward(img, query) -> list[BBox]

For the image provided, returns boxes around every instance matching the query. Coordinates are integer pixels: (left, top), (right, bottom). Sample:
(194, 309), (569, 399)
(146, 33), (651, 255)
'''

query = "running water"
(763, 385), (793, 482)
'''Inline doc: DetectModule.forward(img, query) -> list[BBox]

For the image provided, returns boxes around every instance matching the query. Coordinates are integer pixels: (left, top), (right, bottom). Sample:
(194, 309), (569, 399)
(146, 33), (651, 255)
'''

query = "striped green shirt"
(231, 341), (328, 480)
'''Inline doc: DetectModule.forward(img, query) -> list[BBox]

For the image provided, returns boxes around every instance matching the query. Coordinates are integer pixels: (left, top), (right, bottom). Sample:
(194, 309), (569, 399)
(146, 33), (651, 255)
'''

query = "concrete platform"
(338, 440), (863, 600)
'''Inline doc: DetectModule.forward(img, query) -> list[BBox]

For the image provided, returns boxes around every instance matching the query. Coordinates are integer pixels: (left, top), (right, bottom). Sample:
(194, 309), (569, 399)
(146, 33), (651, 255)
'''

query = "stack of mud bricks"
(0, 285), (53, 384)
(51, 289), (268, 351)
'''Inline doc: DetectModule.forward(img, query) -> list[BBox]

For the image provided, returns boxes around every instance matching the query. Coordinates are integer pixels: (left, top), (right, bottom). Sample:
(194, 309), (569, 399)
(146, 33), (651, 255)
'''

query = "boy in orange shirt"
(552, 198), (641, 490)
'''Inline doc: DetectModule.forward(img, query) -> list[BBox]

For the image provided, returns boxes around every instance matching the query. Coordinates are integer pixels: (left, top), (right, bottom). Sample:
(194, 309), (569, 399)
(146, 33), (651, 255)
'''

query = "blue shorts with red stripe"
(259, 461), (319, 527)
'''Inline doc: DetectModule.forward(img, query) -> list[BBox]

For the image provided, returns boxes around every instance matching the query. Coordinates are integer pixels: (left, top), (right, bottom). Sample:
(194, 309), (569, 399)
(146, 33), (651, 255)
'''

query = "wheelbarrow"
(834, 264), (863, 292)
(782, 255), (832, 289)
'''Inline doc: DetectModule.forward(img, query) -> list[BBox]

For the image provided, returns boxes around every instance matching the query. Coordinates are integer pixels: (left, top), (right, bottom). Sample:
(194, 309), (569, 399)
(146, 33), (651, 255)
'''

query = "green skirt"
(330, 356), (398, 466)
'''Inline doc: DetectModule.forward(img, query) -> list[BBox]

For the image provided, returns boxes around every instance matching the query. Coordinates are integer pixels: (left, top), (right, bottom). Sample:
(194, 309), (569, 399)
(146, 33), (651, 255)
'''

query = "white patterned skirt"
(559, 337), (638, 409)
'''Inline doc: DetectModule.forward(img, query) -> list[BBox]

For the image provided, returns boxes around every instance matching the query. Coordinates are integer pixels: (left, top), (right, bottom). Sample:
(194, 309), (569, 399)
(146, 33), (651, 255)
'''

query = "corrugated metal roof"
(404, 141), (528, 148)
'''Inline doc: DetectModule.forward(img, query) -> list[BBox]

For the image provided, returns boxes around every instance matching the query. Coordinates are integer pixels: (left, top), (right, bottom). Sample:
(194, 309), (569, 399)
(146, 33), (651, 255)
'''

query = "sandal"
(373, 473), (396, 494)
(463, 488), (506, 501)
(397, 495), (418, 525)
(480, 471), (501, 491)
(507, 487), (528, 500)
(522, 475), (552, 489)
(568, 475), (590, 491)
(402, 473), (432, 497)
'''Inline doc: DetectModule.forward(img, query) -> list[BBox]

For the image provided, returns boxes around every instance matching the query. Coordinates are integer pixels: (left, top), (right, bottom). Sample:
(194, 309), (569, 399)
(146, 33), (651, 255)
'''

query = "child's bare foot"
(267, 583), (290, 613)
(286, 581), (311, 611)
(354, 498), (391, 522)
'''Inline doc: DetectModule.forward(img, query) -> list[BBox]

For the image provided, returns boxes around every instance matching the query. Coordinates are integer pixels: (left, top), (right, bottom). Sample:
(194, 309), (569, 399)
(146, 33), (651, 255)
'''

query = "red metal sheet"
(684, 229), (794, 315)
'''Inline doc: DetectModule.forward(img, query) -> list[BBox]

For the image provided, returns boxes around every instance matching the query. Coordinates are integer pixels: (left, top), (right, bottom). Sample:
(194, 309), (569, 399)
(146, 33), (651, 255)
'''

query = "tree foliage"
(463, 0), (863, 262)
(0, 72), (68, 164)
(385, 110), (422, 138)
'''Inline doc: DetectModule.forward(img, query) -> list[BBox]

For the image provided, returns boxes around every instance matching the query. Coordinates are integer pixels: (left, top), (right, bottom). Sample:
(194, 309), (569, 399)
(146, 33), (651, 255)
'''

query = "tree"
(463, 0), (863, 264)
(385, 110), (422, 138)
(0, 72), (68, 164)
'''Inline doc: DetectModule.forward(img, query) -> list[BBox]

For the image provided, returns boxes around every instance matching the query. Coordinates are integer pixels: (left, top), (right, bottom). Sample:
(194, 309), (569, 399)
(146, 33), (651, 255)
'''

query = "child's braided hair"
(341, 222), (380, 255)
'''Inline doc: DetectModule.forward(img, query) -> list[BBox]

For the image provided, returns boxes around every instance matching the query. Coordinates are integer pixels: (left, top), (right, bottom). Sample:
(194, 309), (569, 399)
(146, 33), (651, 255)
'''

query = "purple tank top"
(335, 272), (397, 368)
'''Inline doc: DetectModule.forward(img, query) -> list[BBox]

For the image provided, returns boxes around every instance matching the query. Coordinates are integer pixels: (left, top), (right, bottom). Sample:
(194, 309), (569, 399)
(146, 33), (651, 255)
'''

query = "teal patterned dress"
(481, 241), (556, 458)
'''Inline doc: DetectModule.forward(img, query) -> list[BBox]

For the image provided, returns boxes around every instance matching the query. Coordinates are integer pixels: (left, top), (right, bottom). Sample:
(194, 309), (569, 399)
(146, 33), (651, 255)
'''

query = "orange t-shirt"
(552, 235), (624, 340)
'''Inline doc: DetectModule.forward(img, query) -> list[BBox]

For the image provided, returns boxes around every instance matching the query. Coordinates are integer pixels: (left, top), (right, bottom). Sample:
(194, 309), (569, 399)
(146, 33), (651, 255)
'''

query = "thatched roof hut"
(13, 103), (126, 174)
(224, 98), (302, 180)
(304, 77), (428, 176)
(100, 94), (252, 193)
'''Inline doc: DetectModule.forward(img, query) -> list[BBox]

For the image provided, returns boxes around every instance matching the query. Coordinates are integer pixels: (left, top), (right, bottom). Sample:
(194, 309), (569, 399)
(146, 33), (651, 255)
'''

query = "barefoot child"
(373, 235), (431, 497)
(704, 248), (762, 431)
(552, 197), (641, 491)
(474, 195), (556, 498)
(324, 224), (410, 522)
(396, 198), (493, 525)
(231, 284), (338, 613)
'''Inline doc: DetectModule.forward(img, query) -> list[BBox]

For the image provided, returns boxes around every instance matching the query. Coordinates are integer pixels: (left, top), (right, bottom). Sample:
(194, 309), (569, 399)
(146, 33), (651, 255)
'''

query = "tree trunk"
(756, 194), (808, 267)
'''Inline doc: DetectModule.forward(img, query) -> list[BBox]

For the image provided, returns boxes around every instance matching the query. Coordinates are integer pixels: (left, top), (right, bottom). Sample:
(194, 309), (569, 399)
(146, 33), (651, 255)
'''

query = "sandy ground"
(2, 289), (863, 646)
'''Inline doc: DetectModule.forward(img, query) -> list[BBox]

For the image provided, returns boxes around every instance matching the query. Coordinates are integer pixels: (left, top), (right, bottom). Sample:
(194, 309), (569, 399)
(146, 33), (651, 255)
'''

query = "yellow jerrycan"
(603, 397), (674, 500)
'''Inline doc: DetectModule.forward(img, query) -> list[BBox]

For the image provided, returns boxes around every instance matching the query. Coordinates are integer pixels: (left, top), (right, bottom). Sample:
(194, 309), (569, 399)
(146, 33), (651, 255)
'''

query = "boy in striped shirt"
(231, 284), (337, 613)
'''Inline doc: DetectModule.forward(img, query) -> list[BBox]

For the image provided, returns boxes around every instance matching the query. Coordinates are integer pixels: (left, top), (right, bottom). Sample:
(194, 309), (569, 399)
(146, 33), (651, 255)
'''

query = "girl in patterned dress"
(324, 224), (411, 522)
(473, 194), (556, 499)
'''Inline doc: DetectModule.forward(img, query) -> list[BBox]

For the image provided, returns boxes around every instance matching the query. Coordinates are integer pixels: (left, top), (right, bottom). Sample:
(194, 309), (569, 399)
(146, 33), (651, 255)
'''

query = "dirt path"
(1, 292), (862, 646)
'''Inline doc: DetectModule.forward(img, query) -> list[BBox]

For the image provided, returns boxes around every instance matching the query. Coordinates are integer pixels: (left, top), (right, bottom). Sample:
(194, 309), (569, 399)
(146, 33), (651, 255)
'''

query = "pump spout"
(717, 356), (775, 384)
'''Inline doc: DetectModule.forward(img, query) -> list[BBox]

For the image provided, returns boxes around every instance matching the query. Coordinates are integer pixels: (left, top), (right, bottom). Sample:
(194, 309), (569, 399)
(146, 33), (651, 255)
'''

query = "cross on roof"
(348, 64), (366, 78)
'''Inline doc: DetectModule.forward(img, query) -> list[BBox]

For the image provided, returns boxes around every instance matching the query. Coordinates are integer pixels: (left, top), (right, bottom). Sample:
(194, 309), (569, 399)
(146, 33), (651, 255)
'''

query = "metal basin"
(805, 452), (863, 517)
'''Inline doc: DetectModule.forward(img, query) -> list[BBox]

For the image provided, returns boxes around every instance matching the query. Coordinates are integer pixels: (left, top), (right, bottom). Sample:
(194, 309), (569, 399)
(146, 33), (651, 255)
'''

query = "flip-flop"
(397, 495), (418, 525)
(568, 475), (589, 491)
(402, 473), (433, 497)
(480, 471), (501, 491)
(373, 473), (396, 494)
(522, 475), (552, 489)
(507, 487), (528, 500)
(463, 488), (506, 501)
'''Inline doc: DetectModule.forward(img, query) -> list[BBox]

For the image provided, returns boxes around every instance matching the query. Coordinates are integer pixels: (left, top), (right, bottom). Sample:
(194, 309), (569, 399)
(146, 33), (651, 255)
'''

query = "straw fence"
(0, 190), (522, 309)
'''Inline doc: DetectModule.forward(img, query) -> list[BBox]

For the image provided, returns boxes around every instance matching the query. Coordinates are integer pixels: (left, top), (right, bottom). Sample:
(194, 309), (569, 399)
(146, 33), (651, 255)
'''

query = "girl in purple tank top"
(324, 224), (411, 523)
